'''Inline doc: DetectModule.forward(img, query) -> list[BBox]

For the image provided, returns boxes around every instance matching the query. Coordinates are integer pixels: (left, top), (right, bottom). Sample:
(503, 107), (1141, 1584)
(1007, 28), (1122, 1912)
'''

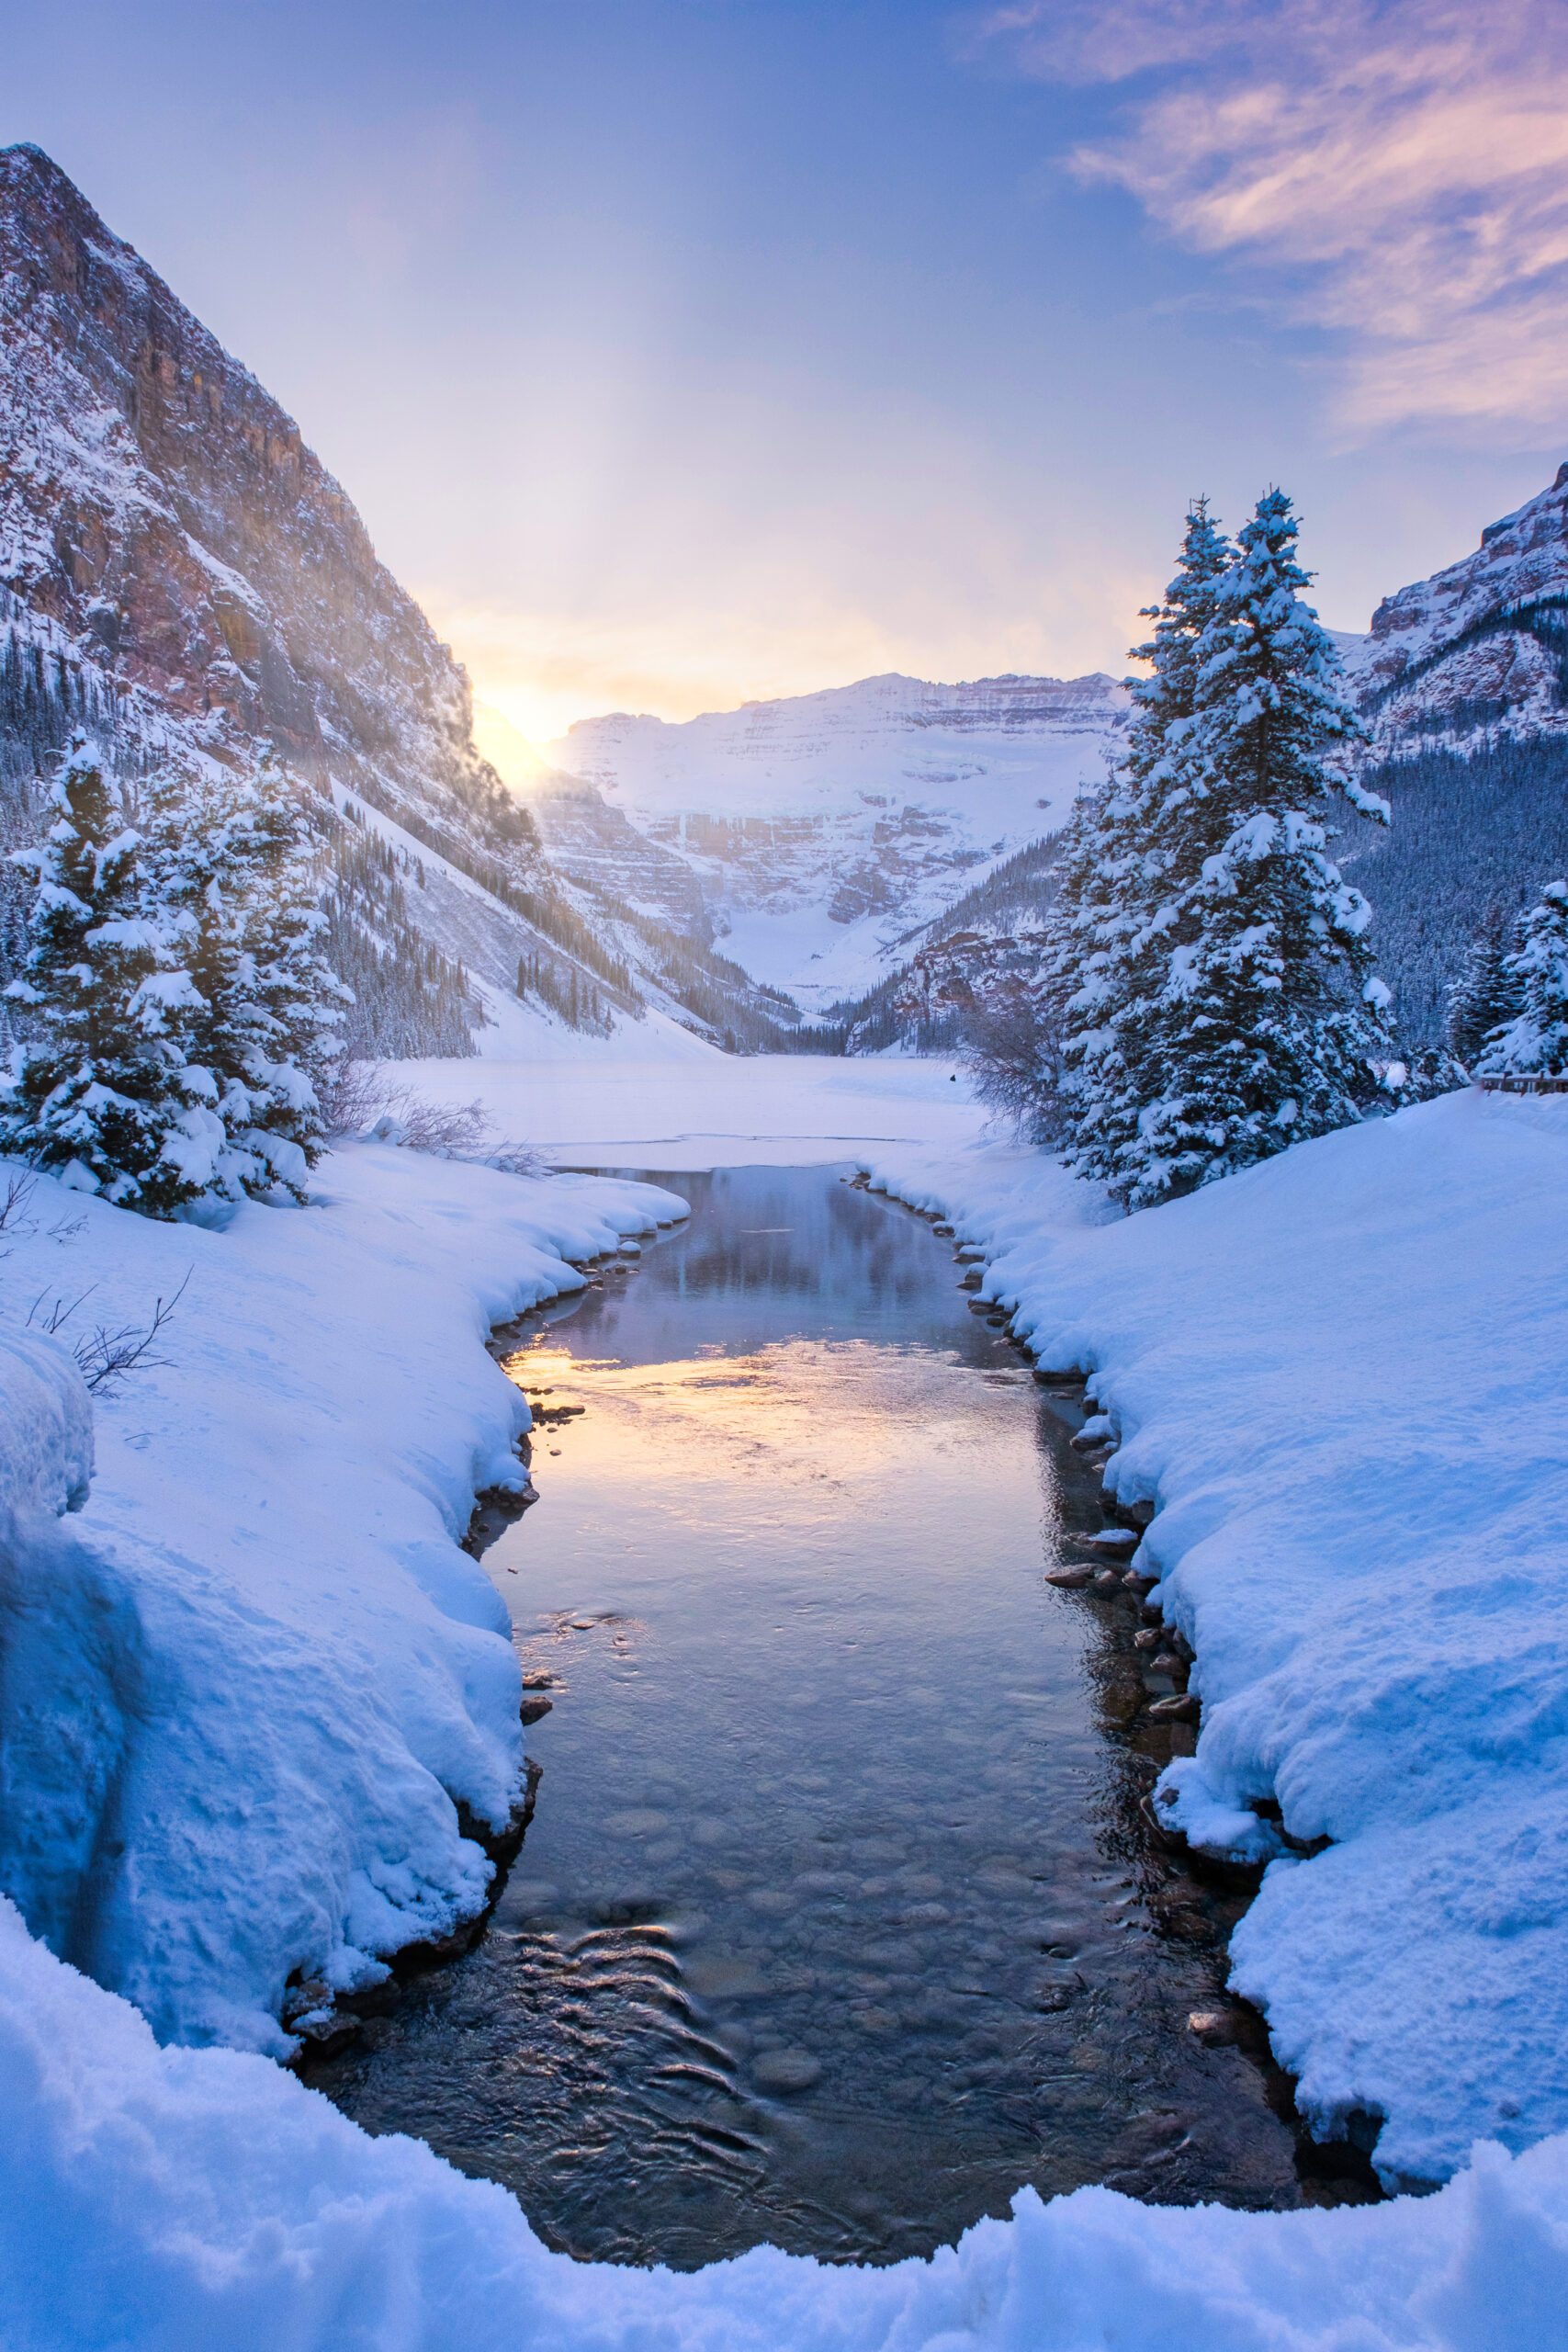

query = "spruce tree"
(140, 757), (344, 1201)
(0, 736), (204, 1213)
(1056, 500), (1235, 1192)
(1448, 899), (1523, 1067)
(1125, 490), (1393, 1203)
(1477, 881), (1568, 1076)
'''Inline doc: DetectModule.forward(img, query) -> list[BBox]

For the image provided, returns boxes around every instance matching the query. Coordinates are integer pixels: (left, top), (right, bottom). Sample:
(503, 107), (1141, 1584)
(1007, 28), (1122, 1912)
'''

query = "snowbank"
(4, 1894), (1566, 2351)
(0, 1145), (685, 2052)
(862, 1090), (1568, 2188)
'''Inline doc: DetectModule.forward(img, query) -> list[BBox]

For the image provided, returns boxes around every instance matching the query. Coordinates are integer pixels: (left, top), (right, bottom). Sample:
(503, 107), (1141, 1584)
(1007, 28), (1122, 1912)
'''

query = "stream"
(307, 1163), (1366, 2266)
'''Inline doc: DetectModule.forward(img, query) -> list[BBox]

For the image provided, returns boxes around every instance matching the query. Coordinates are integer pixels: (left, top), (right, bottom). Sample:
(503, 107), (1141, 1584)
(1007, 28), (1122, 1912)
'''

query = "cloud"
(974, 1), (1568, 437)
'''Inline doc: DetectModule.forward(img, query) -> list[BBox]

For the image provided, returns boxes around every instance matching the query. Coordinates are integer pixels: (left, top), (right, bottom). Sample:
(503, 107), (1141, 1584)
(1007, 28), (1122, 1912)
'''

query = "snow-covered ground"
(4, 1055), (1568, 2343)
(862, 1088), (1568, 2191)
(394, 1048), (986, 1166)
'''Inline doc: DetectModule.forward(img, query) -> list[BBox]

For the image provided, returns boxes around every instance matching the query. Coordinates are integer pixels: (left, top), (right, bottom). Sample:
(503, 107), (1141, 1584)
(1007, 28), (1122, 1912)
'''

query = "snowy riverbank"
(0, 1144), (686, 2050)
(862, 1086), (1568, 2190)
(3, 1058), (1567, 2343)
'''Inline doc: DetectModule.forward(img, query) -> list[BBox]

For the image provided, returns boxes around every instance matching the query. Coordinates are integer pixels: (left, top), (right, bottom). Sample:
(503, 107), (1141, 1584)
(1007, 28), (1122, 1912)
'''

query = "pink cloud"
(973, 1), (1568, 436)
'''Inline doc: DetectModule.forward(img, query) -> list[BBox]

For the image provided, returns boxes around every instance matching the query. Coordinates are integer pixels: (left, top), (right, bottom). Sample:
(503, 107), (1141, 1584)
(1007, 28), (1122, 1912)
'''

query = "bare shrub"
(317, 1057), (389, 1138)
(325, 1061), (547, 1174)
(27, 1268), (191, 1392)
(963, 987), (1070, 1147)
(0, 1171), (37, 1258)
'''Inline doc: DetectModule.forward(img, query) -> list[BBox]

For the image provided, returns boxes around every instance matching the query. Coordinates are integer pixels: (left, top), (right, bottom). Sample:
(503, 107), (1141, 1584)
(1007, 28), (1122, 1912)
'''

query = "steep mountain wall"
(0, 142), (525, 865)
(1345, 465), (1568, 758)
(1334, 466), (1568, 1044)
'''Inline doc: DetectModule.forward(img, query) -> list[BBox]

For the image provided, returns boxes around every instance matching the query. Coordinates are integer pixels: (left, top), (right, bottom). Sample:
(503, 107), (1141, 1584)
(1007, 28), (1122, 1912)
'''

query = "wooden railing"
(1473, 1072), (1568, 1094)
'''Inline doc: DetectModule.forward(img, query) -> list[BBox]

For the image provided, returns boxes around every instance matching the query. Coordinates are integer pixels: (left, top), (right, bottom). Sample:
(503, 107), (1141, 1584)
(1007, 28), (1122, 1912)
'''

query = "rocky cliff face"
(1344, 465), (1568, 757)
(538, 671), (1126, 1005)
(0, 141), (525, 868)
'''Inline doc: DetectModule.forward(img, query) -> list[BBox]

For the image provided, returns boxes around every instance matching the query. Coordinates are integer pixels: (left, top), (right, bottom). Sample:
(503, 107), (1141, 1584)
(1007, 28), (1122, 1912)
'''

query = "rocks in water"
(931, 1223), (954, 1238)
(751, 2046), (823, 2092)
(1188, 2008), (1246, 2047)
(1046, 1565), (1095, 1589)
(959, 1270), (984, 1291)
(1134, 1627), (1161, 1650)
(1149, 1654), (1183, 1679)
(1082, 1527), (1138, 1551)
(520, 1695), (554, 1725)
(1091, 1567), (1123, 1592)
(1122, 1568), (1157, 1595)
(1148, 1693), (1201, 1724)
(603, 1808), (671, 1837)
(745, 1887), (796, 1917)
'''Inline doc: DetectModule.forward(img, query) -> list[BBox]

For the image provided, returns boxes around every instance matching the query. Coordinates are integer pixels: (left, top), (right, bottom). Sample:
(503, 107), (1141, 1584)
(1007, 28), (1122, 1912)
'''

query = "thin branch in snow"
(70, 1268), (193, 1392)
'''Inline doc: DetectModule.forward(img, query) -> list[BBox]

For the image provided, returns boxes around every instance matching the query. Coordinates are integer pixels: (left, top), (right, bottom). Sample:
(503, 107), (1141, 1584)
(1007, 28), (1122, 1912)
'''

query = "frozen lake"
(307, 1165), (1340, 2264)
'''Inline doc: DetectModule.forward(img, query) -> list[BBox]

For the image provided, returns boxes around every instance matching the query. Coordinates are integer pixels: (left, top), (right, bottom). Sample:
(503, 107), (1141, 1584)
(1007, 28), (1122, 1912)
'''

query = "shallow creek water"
(309, 1165), (1355, 2266)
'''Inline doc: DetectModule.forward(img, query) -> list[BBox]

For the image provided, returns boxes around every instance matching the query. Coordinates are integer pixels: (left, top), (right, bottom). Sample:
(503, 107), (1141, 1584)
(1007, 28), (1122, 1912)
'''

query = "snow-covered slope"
(538, 673), (1126, 1006)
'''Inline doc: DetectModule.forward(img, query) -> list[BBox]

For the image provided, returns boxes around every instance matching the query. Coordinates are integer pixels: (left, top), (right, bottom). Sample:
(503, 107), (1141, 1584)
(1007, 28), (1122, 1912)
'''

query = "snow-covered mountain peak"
(536, 669), (1126, 1001)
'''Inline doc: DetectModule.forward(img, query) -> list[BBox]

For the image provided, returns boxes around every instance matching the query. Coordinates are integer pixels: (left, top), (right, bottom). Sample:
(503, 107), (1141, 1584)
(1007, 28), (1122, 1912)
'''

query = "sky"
(6, 0), (1568, 742)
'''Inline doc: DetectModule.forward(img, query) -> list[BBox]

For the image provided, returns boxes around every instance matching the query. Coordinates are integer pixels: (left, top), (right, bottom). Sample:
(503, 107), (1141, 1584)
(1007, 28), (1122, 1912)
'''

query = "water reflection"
(307, 1167), (1321, 2266)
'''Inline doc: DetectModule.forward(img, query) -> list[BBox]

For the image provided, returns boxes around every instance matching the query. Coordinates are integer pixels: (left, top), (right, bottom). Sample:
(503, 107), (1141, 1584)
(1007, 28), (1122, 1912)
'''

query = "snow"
(536, 672), (1127, 1003)
(392, 1049), (988, 1167)
(0, 1329), (93, 1520)
(861, 1086), (1568, 2188)
(0, 1144), (686, 2052)
(5, 1890), (1568, 2349)
(6, 1051), (1568, 2336)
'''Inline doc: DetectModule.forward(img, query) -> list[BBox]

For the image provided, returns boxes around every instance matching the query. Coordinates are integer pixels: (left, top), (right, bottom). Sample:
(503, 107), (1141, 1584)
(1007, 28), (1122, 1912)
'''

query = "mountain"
(0, 145), (789, 1060)
(1332, 468), (1568, 1046)
(537, 672), (1126, 1009)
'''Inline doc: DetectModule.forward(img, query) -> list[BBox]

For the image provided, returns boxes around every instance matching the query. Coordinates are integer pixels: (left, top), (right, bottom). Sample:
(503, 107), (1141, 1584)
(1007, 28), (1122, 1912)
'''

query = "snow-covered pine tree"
(1447, 899), (1524, 1067)
(1055, 500), (1234, 1190)
(0, 735), (206, 1213)
(1124, 490), (1394, 1204)
(1476, 880), (1568, 1077)
(140, 756), (345, 1201)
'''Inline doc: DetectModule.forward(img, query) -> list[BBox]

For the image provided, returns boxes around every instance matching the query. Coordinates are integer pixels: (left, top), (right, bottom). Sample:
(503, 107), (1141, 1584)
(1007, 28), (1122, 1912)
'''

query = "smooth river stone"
(751, 2048), (822, 2092)
(603, 1808), (671, 1838)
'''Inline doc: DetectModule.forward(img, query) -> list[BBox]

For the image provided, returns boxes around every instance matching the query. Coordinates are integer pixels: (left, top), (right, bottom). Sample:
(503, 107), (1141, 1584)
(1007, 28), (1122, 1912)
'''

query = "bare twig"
(27, 1283), (97, 1335)
(25, 1270), (192, 1392)
(71, 1269), (192, 1393)
(0, 1172), (37, 1233)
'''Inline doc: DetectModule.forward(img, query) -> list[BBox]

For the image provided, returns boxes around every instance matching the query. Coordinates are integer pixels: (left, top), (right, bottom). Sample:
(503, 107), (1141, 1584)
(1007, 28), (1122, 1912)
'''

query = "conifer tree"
(0, 736), (204, 1213)
(1448, 899), (1523, 1067)
(1124, 490), (1394, 1204)
(1477, 881), (1568, 1076)
(1055, 500), (1235, 1189)
(140, 756), (344, 1201)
